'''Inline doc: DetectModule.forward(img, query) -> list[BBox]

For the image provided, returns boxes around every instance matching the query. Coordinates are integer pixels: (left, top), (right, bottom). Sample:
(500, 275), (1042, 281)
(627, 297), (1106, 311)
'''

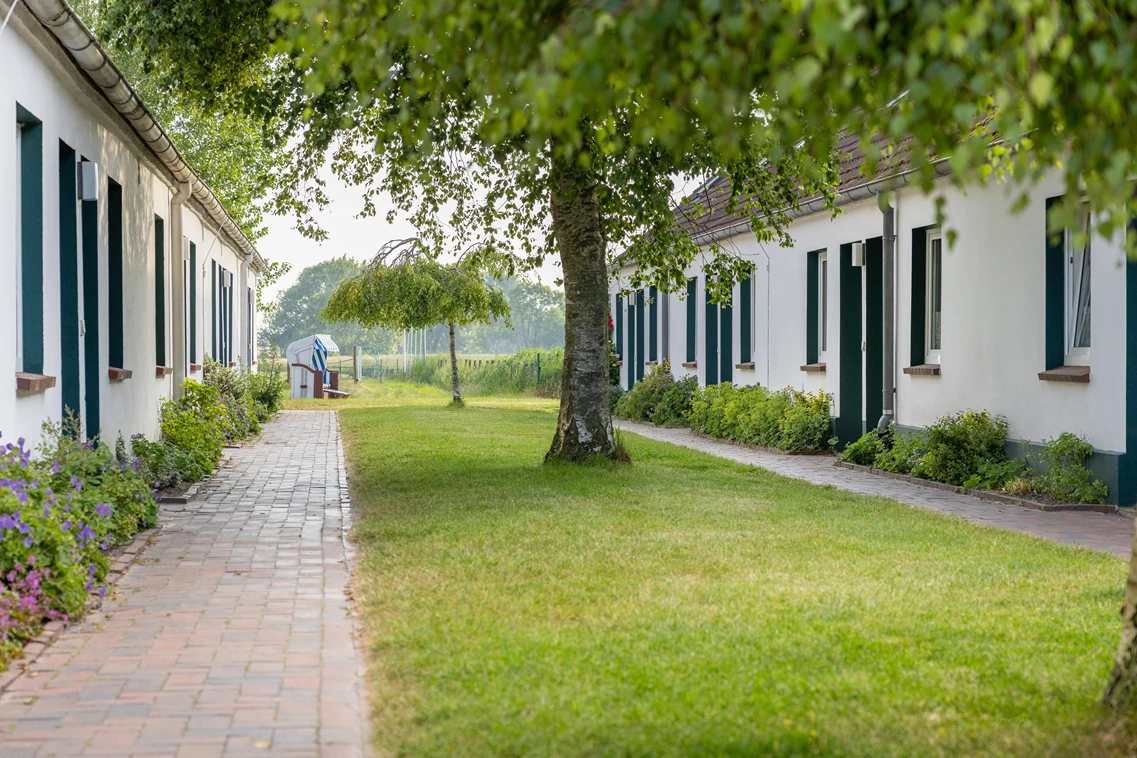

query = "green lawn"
(338, 392), (1128, 757)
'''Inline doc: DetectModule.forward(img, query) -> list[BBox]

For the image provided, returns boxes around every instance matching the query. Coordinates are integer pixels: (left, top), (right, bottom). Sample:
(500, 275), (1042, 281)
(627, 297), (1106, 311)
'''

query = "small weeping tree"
(323, 238), (510, 404)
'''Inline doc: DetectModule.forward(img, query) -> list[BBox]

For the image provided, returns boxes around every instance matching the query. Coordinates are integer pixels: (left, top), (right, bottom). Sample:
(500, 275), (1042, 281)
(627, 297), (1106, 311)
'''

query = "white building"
(612, 136), (1135, 504)
(1, 0), (261, 446)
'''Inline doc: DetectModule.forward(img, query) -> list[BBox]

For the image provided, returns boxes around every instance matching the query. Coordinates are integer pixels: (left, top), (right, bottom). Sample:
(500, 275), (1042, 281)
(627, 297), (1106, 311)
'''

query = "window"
(925, 229), (942, 363)
(1066, 203), (1091, 365)
(108, 179), (124, 369)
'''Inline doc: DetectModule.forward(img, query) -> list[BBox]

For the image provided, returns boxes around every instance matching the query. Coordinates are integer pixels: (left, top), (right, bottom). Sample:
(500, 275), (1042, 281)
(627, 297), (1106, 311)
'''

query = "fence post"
(536, 353), (541, 384)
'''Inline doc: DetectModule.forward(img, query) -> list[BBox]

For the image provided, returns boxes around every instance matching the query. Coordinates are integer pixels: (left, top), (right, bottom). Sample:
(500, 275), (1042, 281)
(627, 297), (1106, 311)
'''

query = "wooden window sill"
(155, 366), (173, 377)
(189, 363), (202, 372)
(615, 360), (624, 367)
(903, 364), (941, 376)
(107, 367), (133, 382)
(1038, 365), (1090, 383)
(800, 363), (826, 374)
(228, 362), (237, 368)
(682, 361), (697, 369)
(735, 362), (755, 370)
(16, 372), (56, 394)
(645, 360), (658, 367)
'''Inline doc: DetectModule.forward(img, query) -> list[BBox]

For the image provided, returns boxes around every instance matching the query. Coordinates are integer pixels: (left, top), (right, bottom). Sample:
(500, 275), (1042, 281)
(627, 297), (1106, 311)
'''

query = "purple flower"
(23, 536), (32, 548)
(61, 519), (71, 532)
(70, 476), (82, 492)
(95, 502), (112, 519)
(52, 460), (60, 474)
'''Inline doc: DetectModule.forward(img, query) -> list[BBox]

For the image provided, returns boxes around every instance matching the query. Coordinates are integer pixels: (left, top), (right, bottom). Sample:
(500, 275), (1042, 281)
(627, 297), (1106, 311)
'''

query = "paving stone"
(616, 420), (1133, 557)
(0, 412), (369, 757)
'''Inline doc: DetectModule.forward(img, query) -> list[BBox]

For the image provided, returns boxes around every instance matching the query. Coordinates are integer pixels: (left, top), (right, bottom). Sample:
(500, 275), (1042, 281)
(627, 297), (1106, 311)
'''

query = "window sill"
(682, 361), (698, 369)
(189, 363), (202, 372)
(16, 373), (56, 394)
(903, 364), (941, 376)
(615, 360), (624, 367)
(1038, 365), (1090, 383)
(800, 363), (826, 374)
(645, 360), (658, 367)
(155, 366), (173, 377)
(107, 367), (133, 382)
(228, 362), (237, 368)
(735, 362), (755, 370)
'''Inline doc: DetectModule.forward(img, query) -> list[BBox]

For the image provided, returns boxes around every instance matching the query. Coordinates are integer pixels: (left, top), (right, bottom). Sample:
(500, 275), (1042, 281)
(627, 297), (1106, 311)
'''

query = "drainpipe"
(877, 193), (896, 434)
(170, 180), (191, 398)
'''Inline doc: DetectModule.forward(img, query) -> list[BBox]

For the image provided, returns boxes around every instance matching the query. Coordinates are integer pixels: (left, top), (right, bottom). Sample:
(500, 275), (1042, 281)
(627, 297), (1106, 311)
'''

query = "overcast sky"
(258, 170), (564, 301)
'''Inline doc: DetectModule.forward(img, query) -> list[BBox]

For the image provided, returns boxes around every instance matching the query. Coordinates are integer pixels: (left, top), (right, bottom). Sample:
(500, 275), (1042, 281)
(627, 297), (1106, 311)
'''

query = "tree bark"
(1106, 525), (1137, 708)
(448, 321), (461, 402)
(545, 148), (617, 462)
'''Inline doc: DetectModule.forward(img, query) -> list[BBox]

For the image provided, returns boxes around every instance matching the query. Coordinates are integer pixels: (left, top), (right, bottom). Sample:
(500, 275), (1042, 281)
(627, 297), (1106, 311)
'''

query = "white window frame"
(925, 229), (943, 364)
(1065, 202), (1092, 367)
(14, 123), (24, 373)
(817, 252), (828, 363)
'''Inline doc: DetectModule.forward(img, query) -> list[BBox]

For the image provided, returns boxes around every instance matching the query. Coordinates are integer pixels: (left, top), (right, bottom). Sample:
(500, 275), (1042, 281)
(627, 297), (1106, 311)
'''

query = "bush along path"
(614, 419), (1133, 557)
(0, 411), (368, 757)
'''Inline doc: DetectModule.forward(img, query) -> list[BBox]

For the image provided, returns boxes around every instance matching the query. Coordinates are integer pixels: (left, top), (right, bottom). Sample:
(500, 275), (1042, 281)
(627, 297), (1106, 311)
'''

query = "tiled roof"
(674, 132), (914, 241)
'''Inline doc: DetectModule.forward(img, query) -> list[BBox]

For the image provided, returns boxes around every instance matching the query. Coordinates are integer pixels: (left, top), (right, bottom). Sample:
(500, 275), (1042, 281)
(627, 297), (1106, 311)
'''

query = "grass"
(335, 387), (1129, 757)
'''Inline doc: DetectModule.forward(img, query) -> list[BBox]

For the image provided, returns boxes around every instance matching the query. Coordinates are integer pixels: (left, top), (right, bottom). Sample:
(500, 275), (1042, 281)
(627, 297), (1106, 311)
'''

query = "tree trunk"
(545, 148), (617, 462)
(1106, 525), (1137, 708)
(448, 321), (461, 402)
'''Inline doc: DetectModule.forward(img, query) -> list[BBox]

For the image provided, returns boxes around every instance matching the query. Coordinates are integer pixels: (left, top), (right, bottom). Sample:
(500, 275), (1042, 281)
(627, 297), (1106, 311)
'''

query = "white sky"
(259, 171), (564, 301)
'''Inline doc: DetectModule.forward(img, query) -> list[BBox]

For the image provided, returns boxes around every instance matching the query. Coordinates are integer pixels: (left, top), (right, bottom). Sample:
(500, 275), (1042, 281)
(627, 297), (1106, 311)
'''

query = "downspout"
(877, 193), (896, 434)
(170, 180), (191, 398)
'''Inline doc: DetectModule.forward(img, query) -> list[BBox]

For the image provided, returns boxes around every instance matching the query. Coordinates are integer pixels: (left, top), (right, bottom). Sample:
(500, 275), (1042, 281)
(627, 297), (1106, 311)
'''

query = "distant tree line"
(262, 257), (564, 356)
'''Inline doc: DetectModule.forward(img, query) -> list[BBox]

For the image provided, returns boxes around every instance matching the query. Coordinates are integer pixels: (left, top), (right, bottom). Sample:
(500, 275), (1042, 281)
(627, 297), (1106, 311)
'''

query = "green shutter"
(910, 228), (929, 367)
(59, 142), (81, 425)
(719, 285), (733, 384)
(626, 293), (635, 390)
(685, 277), (697, 363)
(614, 294), (623, 362)
(704, 277), (718, 385)
(740, 268), (752, 364)
(211, 261), (217, 358)
(108, 180), (124, 369)
(155, 215), (165, 367)
(865, 237), (884, 431)
(806, 251), (819, 365)
(1045, 196), (1066, 370)
(17, 107), (43, 376)
(189, 242), (197, 364)
(81, 179), (100, 439)
(837, 242), (863, 445)
(635, 289), (645, 381)
(649, 286), (658, 363)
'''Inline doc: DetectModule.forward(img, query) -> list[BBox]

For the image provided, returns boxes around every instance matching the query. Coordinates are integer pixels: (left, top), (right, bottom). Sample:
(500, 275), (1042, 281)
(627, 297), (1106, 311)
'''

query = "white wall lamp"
(851, 241), (866, 267)
(78, 159), (99, 202)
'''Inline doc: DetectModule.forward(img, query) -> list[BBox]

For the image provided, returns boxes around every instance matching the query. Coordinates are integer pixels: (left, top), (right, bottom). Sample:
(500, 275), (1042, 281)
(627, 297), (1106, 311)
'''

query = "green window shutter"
(685, 277), (697, 363)
(1045, 196), (1066, 370)
(635, 289), (645, 381)
(704, 277), (718, 385)
(17, 107), (44, 376)
(614, 294), (623, 362)
(740, 269), (752, 364)
(81, 174), (100, 439)
(229, 272), (235, 363)
(155, 215), (165, 367)
(719, 285), (733, 384)
(108, 179), (124, 369)
(649, 286), (658, 362)
(211, 261), (217, 358)
(910, 228), (928, 367)
(806, 252), (819, 365)
(59, 142), (80, 424)
(626, 293), (636, 390)
(189, 242), (197, 364)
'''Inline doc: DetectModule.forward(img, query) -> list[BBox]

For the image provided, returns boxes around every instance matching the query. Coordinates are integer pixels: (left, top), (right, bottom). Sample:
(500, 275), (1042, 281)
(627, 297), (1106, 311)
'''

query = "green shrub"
(158, 380), (228, 482)
(131, 436), (196, 489)
(874, 428), (928, 474)
(248, 367), (287, 422)
(1030, 432), (1109, 504)
(609, 385), (625, 413)
(410, 349), (564, 397)
(688, 383), (832, 451)
(652, 376), (698, 427)
(608, 339), (620, 386)
(917, 410), (1009, 486)
(615, 361), (676, 423)
(203, 359), (260, 440)
(840, 430), (885, 466)
(961, 459), (1029, 491)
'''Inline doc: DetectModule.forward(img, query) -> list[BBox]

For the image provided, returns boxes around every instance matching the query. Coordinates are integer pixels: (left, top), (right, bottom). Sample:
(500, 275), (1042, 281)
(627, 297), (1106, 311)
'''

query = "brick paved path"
(617, 420), (1134, 558)
(0, 411), (369, 758)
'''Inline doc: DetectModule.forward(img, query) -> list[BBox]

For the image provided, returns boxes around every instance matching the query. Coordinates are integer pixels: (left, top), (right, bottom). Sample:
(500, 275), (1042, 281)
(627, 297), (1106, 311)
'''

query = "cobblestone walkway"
(617, 420), (1133, 558)
(0, 412), (368, 758)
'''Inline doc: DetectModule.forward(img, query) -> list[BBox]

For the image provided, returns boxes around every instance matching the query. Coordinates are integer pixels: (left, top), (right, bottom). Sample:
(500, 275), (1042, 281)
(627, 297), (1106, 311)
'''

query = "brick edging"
(833, 461), (1119, 514)
(0, 525), (160, 694)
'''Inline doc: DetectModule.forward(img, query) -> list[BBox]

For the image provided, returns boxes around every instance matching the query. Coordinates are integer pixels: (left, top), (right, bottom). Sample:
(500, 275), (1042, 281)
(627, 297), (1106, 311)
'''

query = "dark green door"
(704, 278), (718, 385)
(626, 295), (636, 390)
(59, 144), (81, 434)
(837, 242), (863, 446)
(865, 237), (883, 432)
(81, 167), (100, 440)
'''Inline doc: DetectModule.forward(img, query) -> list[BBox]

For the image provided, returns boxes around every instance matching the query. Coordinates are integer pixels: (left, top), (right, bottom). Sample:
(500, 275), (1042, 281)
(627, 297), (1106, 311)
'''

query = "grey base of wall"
(893, 424), (1128, 506)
